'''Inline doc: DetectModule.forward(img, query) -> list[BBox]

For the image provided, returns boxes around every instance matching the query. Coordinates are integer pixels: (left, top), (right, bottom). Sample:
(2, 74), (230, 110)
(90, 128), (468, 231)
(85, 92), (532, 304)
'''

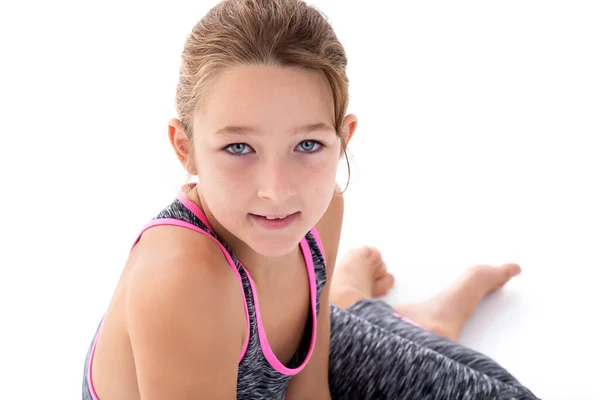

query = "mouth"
(249, 212), (300, 229)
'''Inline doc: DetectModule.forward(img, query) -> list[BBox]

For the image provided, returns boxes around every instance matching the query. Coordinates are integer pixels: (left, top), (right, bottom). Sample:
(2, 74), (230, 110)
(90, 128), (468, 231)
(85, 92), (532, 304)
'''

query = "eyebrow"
(215, 122), (335, 136)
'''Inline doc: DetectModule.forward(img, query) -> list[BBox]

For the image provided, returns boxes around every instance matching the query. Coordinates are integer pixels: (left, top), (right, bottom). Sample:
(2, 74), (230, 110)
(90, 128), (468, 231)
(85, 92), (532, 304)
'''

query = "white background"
(1, 1), (599, 398)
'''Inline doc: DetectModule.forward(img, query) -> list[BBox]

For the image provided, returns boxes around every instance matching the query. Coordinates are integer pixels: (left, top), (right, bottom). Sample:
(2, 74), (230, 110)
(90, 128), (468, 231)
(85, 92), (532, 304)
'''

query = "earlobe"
(168, 118), (196, 174)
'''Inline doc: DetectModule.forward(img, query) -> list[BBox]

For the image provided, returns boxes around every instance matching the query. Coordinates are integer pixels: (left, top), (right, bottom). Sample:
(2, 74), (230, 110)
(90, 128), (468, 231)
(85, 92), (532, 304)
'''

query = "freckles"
(301, 157), (337, 197)
(216, 161), (243, 179)
(219, 171), (245, 191)
(215, 163), (255, 195)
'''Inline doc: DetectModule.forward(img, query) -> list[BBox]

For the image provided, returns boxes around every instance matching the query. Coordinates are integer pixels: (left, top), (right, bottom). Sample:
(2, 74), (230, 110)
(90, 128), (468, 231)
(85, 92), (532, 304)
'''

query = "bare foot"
(393, 263), (521, 341)
(329, 246), (395, 310)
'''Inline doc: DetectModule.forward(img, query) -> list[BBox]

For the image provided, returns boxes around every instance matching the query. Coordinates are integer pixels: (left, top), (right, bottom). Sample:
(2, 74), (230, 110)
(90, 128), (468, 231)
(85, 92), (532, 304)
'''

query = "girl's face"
(178, 65), (355, 257)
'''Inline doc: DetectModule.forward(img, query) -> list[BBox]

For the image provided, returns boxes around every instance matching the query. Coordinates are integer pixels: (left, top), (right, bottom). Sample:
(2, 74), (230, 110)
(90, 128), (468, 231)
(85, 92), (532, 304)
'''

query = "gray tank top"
(82, 187), (328, 399)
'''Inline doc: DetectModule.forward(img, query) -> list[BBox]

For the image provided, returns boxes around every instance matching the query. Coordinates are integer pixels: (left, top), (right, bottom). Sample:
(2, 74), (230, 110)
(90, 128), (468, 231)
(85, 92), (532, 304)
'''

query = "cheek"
(301, 153), (339, 203)
(197, 155), (251, 198)
(307, 149), (340, 179)
(215, 161), (247, 184)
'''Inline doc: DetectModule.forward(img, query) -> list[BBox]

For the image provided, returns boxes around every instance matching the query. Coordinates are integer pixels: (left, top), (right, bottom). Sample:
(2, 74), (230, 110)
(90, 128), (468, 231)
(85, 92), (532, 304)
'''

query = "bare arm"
(126, 229), (244, 399)
(286, 187), (345, 400)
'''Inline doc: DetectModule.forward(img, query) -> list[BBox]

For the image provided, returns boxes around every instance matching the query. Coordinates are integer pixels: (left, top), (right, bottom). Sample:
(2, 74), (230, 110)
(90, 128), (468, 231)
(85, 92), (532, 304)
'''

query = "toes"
(493, 263), (521, 286)
(373, 260), (388, 280)
(342, 246), (377, 263)
(501, 263), (521, 279)
(469, 263), (521, 281)
(372, 273), (395, 297)
(359, 246), (387, 276)
(465, 263), (521, 294)
(359, 246), (380, 261)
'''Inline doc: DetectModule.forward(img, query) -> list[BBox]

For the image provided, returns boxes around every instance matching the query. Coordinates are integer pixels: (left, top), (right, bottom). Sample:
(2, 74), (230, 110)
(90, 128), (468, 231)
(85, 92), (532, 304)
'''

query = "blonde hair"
(175, 0), (351, 186)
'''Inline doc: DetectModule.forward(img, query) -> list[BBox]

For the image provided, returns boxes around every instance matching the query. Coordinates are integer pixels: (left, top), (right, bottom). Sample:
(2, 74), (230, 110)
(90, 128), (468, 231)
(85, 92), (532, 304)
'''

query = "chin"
(248, 233), (305, 258)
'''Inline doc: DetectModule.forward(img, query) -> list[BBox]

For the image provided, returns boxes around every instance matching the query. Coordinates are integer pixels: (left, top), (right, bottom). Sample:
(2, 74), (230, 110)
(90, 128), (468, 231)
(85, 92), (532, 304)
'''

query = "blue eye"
(296, 140), (322, 153)
(225, 143), (253, 155)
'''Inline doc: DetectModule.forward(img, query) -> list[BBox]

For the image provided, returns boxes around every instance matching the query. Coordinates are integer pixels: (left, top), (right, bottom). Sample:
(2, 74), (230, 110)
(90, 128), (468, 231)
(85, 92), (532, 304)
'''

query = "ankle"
(330, 286), (369, 310)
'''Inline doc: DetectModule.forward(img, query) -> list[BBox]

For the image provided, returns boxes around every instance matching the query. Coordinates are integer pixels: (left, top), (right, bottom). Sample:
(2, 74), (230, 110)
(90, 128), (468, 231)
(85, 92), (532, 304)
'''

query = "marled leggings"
(328, 300), (538, 400)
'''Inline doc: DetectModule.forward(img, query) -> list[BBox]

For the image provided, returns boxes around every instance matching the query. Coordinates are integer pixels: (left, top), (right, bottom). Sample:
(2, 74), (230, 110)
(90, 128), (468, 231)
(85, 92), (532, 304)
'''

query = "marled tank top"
(82, 184), (328, 399)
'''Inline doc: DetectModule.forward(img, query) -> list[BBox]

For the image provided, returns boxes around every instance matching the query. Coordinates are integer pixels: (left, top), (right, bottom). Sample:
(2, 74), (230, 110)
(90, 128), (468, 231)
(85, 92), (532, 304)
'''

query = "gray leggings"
(328, 300), (539, 400)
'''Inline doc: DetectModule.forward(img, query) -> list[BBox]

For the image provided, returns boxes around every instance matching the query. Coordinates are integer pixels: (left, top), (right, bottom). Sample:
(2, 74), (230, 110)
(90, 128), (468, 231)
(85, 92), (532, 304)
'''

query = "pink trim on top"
(175, 184), (319, 375)
(130, 218), (251, 361)
(392, 311), (423, 328)
(310, 227), (326, 266)
(177, 183), (215, 232)
(243, 237), (318, 376)
(87, 323), (102, 400)
(87, 217), (252, 400)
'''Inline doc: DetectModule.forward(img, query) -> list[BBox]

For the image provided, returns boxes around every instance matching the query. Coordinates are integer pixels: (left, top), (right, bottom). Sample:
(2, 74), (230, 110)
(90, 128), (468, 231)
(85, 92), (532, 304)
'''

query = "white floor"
(1, 1), (599, 399)
(337, 169), (600, 400)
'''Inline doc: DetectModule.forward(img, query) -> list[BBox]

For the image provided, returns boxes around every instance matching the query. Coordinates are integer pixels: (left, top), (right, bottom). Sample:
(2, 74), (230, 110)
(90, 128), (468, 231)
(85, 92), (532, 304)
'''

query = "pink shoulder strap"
(129, 217), (250, 364)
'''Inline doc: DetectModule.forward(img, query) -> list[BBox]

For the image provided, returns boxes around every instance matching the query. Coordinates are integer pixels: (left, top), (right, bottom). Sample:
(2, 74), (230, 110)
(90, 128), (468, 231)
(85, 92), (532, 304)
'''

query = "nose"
(256, 157), (297, 203)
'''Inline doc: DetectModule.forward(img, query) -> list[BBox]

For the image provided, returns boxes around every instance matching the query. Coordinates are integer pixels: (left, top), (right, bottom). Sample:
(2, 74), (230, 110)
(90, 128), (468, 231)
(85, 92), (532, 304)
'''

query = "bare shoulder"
(127, 225), (243, 315)
(128, 225), (239, 290)
(125, 226), (244, 398)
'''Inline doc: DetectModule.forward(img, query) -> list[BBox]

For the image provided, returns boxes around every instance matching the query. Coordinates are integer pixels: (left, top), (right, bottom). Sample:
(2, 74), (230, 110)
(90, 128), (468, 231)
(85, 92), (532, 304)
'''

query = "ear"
(340, 114), (358, 153)
(168, 118), (197, 175)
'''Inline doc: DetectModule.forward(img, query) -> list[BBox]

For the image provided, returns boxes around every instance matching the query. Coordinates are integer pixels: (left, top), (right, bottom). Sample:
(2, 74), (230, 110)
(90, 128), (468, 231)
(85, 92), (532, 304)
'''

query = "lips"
(249, 212), (300, 230)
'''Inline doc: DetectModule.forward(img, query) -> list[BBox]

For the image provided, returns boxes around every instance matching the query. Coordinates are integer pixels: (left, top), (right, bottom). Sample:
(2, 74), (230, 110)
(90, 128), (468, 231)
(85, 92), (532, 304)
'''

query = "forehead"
(195, 65), (335, 132)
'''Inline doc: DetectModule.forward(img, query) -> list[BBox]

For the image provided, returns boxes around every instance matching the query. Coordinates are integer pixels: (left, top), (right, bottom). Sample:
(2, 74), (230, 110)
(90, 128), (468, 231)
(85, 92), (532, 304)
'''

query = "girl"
(83, 0), (538, 398)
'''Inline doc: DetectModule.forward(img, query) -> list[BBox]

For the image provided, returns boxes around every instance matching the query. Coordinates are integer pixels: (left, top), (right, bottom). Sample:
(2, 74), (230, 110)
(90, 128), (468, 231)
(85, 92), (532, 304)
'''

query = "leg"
(391, 263), (521, 341)
(330, 246), (521, 341)
(328, 304), (539, 399)
(345, 299), (532, 392)
(328, 247), (536, 397)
